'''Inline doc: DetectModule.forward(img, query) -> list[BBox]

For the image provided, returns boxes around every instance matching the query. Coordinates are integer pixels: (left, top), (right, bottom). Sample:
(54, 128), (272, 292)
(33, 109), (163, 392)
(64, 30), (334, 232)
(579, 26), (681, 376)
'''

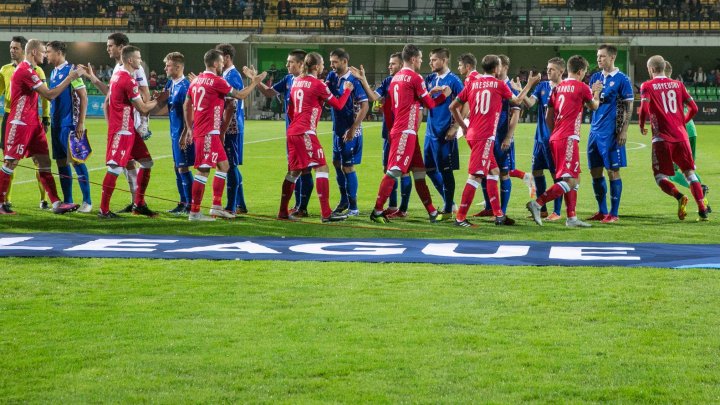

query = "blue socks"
(174, 168), (186, 204)
(335, 166), (348, 207)
(345, 171), (358, 210)
(609, 178), (622, 217)
(592, 176), (609, 215)
(534, 175), (547, 212)
(480, 178), (490, 210)
(389, 177), (399, 208)
(500, 178), (512, 214)
(440, 170), (455, 213)
(74, 163), (91, 204)
(427, 169), (444, 200)
(400, 175), (412, 212)
(180, 171), (193, 206)
(58, 165), (73, 203)
(225, 165), (239, 211)
(236, 169), (246, 210)
(298, 172), (314, 211)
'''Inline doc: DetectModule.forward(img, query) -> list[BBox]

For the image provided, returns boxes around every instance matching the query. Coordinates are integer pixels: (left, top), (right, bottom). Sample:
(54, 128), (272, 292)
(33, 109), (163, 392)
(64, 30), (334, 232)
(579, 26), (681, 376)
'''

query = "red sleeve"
(500, 80), (513, 100)
(126, 77), (141, 101)
(27, 68), (43, 90)
(638, 83), (648, 128)
(548, 88), (557, 108)
(325, 88), (351, 110)
(685, 94), (698, 123)
(413, 73), (429, 100)
(582, 83), (593, 103)
(217, 77), (233, 97)
(456, 86), (468, 104)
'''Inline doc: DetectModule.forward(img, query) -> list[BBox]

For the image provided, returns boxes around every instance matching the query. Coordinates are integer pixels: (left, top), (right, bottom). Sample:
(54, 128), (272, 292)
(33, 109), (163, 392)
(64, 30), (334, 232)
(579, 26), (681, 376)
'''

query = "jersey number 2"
(192, 87), (206, 111)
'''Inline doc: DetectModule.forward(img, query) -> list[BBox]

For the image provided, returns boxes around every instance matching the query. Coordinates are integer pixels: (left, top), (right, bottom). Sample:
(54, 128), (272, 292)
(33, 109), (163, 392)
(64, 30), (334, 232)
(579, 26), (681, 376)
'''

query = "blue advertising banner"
(1, 233), (719, 269)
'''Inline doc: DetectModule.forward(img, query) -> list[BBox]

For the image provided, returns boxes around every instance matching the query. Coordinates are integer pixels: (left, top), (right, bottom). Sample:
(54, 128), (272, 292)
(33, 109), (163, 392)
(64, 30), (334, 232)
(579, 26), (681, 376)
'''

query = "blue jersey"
(374, 75), (393, 139)
(588, 69), (634, 140)
(223, 66), (245, 135)
(326, 70), (368, 137)
(424, 70), (464, 138)
(272, 73), (294, 127)
(165, 77), (190, 138)
(49, 61), (85, 128)
(496, 78), (520, 140)
(531, 80), (553, 143)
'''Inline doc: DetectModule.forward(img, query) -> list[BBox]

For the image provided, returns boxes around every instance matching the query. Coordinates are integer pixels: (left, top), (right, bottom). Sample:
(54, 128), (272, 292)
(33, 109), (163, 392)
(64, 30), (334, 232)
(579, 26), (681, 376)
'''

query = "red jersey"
(640, 77), (695, 143)
(464, 70), (480, 85)
(548, 78), (593, 141)
(8, 60), (43, 126)
(107, 67), (141, 135)
(188, 71), (232, 137)
(455, 74), (513, 141)
(287, 75), (350, 136)
(388, 67), (446, 135)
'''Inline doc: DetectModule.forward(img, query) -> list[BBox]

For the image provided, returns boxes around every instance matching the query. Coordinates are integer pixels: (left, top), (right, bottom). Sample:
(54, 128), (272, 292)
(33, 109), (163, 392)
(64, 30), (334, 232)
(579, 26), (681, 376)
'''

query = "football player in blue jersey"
(46, 41), (92, 212)
(216, 43), (255, 216)
(349, 52), (414, 218)
(587, 44), (634, 223)
(257, 49), (313, 217)
(326, 48), (369, 216)
(520, 57), (565, 221)
(153, 52), (194, 215)
(424, 48), (464, 217)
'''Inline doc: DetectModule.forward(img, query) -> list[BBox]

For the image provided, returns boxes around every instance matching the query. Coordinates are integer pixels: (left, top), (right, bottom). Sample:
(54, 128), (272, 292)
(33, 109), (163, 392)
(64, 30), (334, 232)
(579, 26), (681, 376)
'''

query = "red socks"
(100, 172), (119, 213)
(456, 181), (478, 222)
(486, 178), (504, 217)
(37, 170), (60, 203)
(212, 172), (226, 207)
(134, 168), (151, 206)
(279, 178), (296, 216)
(509, 169), (526, 179)
(689, 181), (707, 211)
(658, 178), (681, 199)
(190, 175), (207, 213)
(374, 175), (396, 212)
(414, 178), (436, 214)
(564, 189), (577, 218)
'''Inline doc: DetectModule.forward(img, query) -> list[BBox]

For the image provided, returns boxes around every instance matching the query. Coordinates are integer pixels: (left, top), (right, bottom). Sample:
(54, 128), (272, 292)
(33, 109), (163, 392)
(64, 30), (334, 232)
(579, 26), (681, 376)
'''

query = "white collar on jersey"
(305, 73), (317, 78)
(54, 61), (69, 70)
(339, 70), (352, 80)
(203, 70), (219, 75)
(602, 68), (620, 78)
(479, 74), (494, 78)
(435, 69), (451, 80)
(564, 77), (580, 82)
(171, 76), (185, 85)
(222, 65), (236, 76)
(655, 75), (668, 79)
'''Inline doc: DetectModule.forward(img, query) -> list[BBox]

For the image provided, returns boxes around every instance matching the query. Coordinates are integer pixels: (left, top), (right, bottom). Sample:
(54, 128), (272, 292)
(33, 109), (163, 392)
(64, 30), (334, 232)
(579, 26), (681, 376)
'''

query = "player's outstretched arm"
(684, 97), (699, 123)
(585, 81), (603, 111)
(509, 72), (540, 106)
(35, 65), (87, 100)
(230, 68), (267, 100)
(325, 81), (353, 110)
(448, 99), (468, 134)
(348, 65), (379, 103)
(131, 90), (163, 115)
(85, 64), (109, 95)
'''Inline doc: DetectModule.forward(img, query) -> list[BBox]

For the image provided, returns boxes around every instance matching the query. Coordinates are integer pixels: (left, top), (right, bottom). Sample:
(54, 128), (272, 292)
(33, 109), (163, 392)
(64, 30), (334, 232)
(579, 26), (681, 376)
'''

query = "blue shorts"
(51, 125), (72, 160)
(493, 136), (515, 172)
(382, 137), (391, 169)
(332, 134), (362, 166)
(423, 135), (459, 171)
(587, 134), (627, 170)
(224, 132), (244, 166)
(531, 139), (555, 173)
(171, 136), (195, 168)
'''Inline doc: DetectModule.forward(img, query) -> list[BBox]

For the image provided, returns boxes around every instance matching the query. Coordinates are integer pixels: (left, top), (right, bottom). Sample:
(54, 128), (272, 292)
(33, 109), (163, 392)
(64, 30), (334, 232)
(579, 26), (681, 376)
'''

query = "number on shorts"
(211, 152), (218, 163)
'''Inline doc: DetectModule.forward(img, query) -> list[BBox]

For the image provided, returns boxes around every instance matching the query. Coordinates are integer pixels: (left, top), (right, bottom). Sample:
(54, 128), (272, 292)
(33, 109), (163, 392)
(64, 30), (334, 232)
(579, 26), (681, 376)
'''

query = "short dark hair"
(401, 44), (421, 63)
(204, 49), (223, 67)
(457, 53), (476, 68)
(330, 48), (349, 61)
(164, 52), (185, 65)
(598, 44), (618, 57)
(46, 40), (67, 55)
(11, 36), (27, 49)
(480, 54), (500, 74)
(664, 60), (673, 76)
(567, 55), (588, 74)
(303, 52), (323, 74)
(289, 49), (307, 62)
(548, 57), (565, 69)
(215, 43), (235, 59)
(390, 52), (402, 61)
(498, 54), (510, 68)
(121, 45), (140, 62)
(430, 47), (450, 60)
(108, 32), (129, 47)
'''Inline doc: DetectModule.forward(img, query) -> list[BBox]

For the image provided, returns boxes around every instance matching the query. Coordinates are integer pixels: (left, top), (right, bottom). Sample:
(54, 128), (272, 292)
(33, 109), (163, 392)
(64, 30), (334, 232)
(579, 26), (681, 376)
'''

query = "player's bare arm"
(149, 89), (170, 115)
(181, 97), (194, 149)
(230, 69), (267, 100)
(345, 100), (368, 142)
(616, 99), (633, 146)
(502, 108), (520, 151)
(448, 99), (468, 135)
(585, 81), (603, 111)
(509, 72), (540, 106)
(220, 100), (237, 143)
(85, 63), (109, 95)
(35, 65), (87, 100)
(75, 86), (88, 139)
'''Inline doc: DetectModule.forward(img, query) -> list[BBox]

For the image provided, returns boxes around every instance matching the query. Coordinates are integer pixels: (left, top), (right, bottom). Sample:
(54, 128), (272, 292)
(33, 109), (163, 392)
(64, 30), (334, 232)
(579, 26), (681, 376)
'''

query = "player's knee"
(557, 180), (572, 193)
(412, 171), (425, 181)
(686, 172), (699, 183)
(486, 174), (499, 181)
(138, 160), (154, 169)
(386, 169), (402, 179)
(285, 173), (299, 183)
(107, 166), (123, 176)
(315, 171), (329, 179)
(654, 174), (668, 184)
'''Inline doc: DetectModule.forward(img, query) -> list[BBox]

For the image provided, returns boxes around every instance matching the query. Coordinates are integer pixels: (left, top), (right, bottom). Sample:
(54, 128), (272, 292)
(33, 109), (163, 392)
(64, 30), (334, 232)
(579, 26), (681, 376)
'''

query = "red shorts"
(467, 138), (498, 176)
(652, 140), (695, 176)
(287, 133), (326, 171)
(106, 131), (151, 167)
(386, 131), (424, 173)
(3, 122), (49, 160)
(551, 137), (580, 179)
(194, 133), (228, 169)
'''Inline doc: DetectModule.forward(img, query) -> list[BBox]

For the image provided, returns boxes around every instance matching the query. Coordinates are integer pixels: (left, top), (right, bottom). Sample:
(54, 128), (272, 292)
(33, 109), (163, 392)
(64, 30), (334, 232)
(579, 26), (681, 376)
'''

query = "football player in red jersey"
(0, 39), (86, 215)
(527, 55), (602, 227)
(638, 55), (707, 221)
(369, 44), (452, 224)
(278, 52), (352, 223)
(449, 54), (539, 227)
(181, 49), (265, 221)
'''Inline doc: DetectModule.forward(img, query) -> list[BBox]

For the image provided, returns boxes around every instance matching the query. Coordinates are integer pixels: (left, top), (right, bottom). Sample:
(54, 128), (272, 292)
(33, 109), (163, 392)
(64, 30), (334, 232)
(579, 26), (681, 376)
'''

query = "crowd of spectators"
(675, 56), (720, 87)
(612, 0), (720, 21)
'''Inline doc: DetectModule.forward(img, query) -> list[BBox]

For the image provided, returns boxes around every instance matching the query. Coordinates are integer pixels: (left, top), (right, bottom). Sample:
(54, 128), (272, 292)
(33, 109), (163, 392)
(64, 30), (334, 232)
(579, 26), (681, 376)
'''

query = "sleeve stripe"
(420, 91), (429, 98)
(622, 98), (634, 101)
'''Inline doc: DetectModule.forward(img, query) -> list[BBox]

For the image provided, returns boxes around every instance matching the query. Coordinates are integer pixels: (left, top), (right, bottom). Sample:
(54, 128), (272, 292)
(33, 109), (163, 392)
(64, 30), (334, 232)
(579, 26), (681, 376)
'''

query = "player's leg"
(51, 126), (73, 204)
(455, 174), (482, 227)
(210, 158), (235, 219)
(189, 167), (214, 221)
(127, 133), (156, 216)
(120, 160), (139, 213)
(279, 170), (299, 219)
(424, 136), (444, 201)
(29, 123), (77, 213)
(235, 134), (247, 214)
(438, 138), (458, 215)
(180, 142), (196, 214)
(371, 132), (409, 223)
(332, 136), (348, 213)
(223, 134), (239, 213)
(652, 141), (689, 220)
(603, 138), (626, 222)
(587, 137), (608, 219)
(72, 161), (92, 211)
(296, 168), (314, 215)
(409, 141), (441, 222)
(30, 156), (48, 209)
(341, 136), (361, 215)
(381, 138), (399, 212)
(0, 157), (18, 214)
(98, 164), (123, 218)
(674, 141), (709, 220)
(396, 174), (413, 216)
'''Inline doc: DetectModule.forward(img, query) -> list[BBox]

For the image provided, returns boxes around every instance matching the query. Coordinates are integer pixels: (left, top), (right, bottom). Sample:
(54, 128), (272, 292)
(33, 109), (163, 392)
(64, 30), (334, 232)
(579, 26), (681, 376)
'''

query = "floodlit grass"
(2, 118), (719, 401)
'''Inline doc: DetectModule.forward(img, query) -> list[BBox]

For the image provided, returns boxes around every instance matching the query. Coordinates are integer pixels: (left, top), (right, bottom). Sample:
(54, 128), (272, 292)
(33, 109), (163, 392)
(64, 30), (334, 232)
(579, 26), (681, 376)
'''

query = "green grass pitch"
(1, 118), (719, 402)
